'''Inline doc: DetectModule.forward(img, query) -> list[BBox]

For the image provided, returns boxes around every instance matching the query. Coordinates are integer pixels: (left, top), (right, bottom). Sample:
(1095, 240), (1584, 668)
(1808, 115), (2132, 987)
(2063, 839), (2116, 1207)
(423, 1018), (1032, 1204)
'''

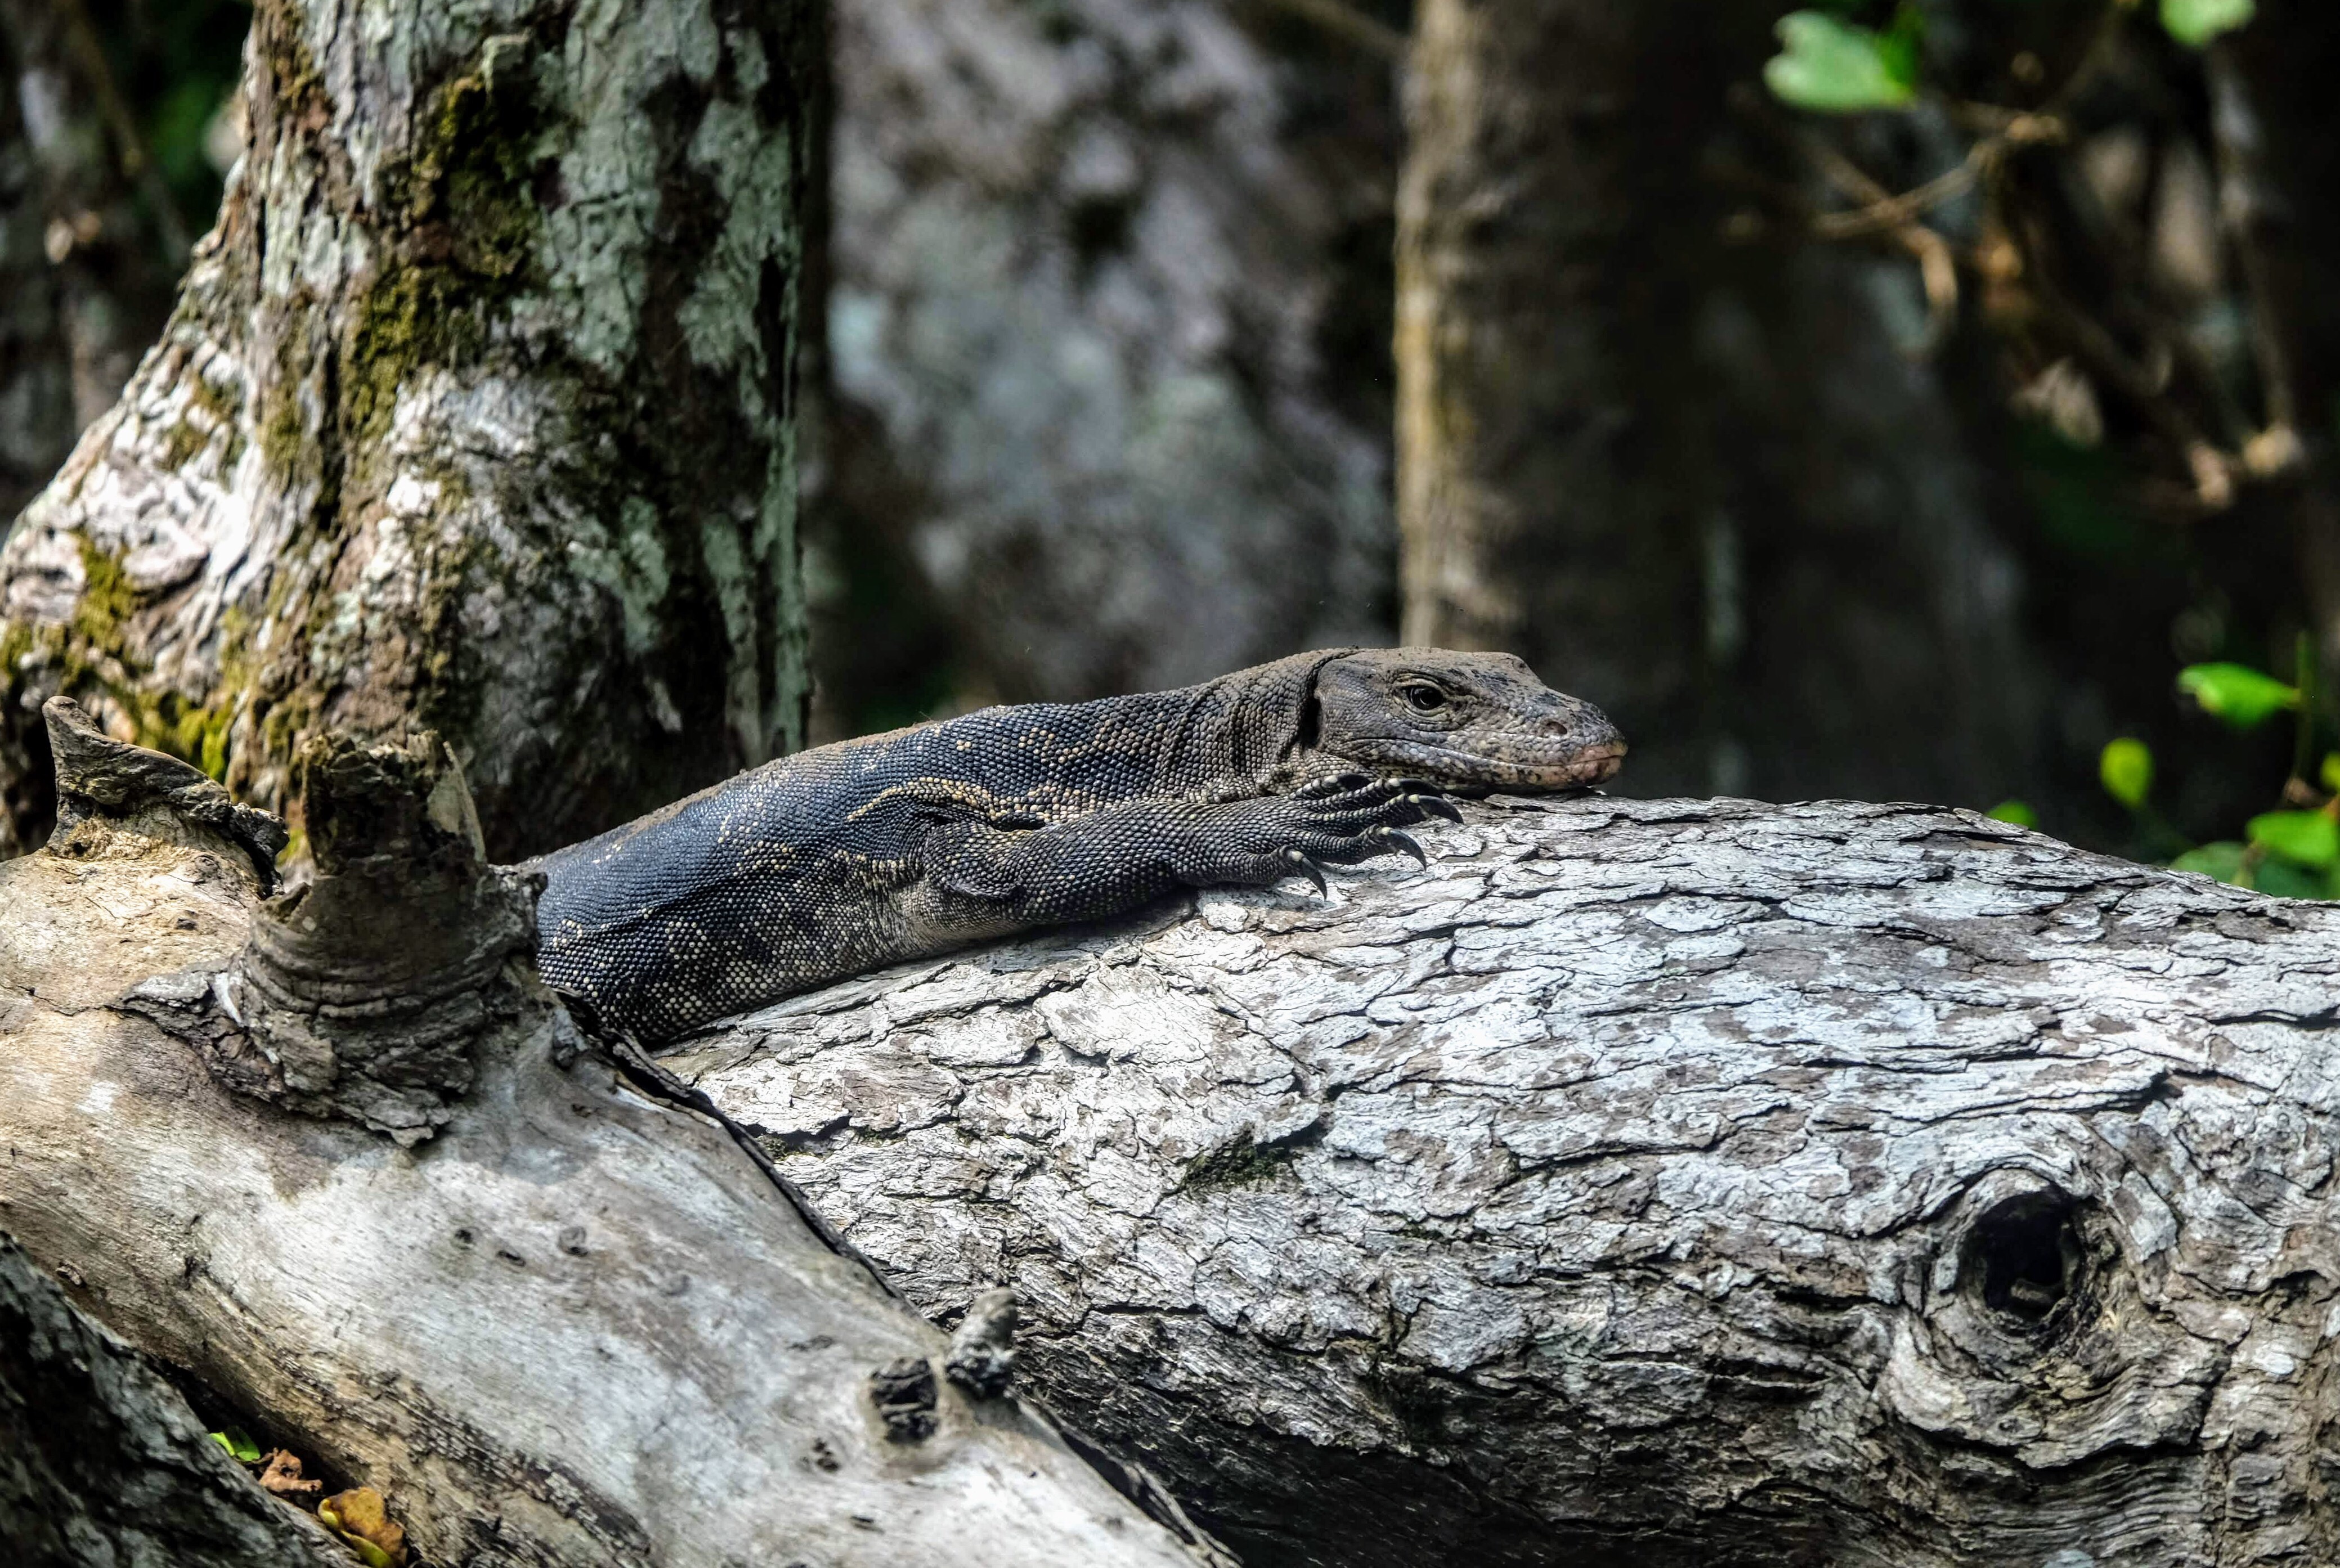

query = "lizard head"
(1308, 648), (1626, 790)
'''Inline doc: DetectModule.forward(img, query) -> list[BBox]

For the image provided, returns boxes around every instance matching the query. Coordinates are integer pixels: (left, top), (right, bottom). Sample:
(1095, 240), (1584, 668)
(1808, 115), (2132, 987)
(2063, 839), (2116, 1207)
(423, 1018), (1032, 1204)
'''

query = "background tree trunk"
(0, 2), (194, 578)
(807, 0), (1400, 733)
(2231, 3), (2340, 697)
(672, 796), (2340, 1567)
(0, 0), (817, 861)
(0, 16), (96, 537)
(1393, 0), (2056, 810)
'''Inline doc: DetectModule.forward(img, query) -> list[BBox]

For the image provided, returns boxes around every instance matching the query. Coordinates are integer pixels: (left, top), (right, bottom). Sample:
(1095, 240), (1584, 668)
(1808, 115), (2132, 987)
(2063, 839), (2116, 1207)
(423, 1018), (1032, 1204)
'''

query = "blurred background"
(6, 0), (2339, 886)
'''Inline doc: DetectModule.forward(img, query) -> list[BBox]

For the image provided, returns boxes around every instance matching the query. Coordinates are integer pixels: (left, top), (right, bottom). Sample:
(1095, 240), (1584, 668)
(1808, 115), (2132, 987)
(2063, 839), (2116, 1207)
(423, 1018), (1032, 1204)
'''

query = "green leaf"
(2177, 662), (2299, 729)
(2249, 810), (2340, 869)
(2097, 738), (2153, 810)
(2321, 752), (2340, 795)
(1985, 799), (2039, 828)
(208, 1428), (263, 1464)
(1763, 11), (1918, 112)
(2162, 0), (2254, 49)
(2254, 857), (2336, 900)
(2171, 841), (2249, 884)
(1878, 3), (1924, 90)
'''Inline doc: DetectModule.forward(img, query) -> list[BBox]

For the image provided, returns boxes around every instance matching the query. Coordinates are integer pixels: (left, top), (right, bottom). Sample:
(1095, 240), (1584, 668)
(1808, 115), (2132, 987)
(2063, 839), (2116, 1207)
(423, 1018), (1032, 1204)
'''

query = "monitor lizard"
(529, 648), (1625, 1044)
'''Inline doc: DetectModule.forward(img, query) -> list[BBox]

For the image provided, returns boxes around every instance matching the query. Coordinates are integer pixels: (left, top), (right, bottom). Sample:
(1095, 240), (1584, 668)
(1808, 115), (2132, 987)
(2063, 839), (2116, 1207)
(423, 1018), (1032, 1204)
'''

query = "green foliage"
(1764, 10), (1920, 112)
(2169, 834), (2340, 898)
(148, 78), (225, 196)
(2171, 841), (2248, 882)
(2097, 738), (2153, 810)
(2091, 643), (2340, 900)
(2251, 858), (2335, 899)
(2247, 810), (2339, 869)
(208, 1427), (262, 1463)
(2177, 662), (2299, 729)
(1985, 799), (2039, 828)
(2162, 0), (2254, 49)
(1756, 0), (2302, 897)
(1764, 0), (2251, 113)
(2009, 424), (2185, 574)
(103, 0), (252, 242)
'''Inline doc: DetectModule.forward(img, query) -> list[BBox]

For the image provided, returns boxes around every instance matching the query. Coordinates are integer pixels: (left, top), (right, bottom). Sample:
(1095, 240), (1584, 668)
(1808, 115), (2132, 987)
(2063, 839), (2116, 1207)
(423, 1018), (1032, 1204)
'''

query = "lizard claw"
(1407, 794), (1463, 824)
(1374, 828), (1427, 867)
(1279, 847), (1329, 897)
(1297, 772), (1372, 799)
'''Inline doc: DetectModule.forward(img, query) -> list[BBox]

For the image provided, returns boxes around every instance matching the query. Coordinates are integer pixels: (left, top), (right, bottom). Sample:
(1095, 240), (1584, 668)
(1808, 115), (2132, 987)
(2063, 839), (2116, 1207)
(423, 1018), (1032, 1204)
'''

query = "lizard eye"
(1397, 681), (1449, 715)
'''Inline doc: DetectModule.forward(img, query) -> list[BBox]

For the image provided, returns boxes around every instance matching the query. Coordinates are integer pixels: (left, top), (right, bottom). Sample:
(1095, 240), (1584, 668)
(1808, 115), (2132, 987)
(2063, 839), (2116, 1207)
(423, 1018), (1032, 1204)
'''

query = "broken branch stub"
(126, 729), (545, 1144)
(946, 1286), (1021, 1398)
(223, 731), (541, 1143)
(42, 695), (285, 891)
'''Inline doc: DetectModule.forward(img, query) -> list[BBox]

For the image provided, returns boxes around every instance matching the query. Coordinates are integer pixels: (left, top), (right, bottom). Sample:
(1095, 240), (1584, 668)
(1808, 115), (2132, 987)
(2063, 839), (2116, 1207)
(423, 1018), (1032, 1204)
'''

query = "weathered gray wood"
(0, 716), (1216, 1568)
(673, 796), (2340, 1567)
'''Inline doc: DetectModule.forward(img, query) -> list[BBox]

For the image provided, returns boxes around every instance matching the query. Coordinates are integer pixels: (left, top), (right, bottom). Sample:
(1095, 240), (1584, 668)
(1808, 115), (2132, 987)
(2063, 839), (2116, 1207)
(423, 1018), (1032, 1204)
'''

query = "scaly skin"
(529, 649), (1625, 1043)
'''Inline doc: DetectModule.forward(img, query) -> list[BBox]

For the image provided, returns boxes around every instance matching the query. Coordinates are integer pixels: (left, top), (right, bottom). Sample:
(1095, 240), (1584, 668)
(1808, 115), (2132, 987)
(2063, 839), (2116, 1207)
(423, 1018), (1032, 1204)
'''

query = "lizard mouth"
(1338, 735), (1627, 791)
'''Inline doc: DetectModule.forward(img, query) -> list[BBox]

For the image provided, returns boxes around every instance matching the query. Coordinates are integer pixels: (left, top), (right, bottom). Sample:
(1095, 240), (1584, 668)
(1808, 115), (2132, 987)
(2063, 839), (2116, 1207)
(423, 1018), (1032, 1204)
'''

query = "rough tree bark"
(0, 703), (1224, 1567)
(1393, 0), (2053, 808)
(671, 795), (2340, 1566)
(0, 0), (814, 861)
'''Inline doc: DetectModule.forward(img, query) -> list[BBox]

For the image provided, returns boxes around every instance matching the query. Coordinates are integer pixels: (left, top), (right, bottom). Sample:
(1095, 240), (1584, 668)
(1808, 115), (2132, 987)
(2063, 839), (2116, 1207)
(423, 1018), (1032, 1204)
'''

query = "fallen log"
(0, 703), (1216, 1567)
(671, 795), (2340, 1567)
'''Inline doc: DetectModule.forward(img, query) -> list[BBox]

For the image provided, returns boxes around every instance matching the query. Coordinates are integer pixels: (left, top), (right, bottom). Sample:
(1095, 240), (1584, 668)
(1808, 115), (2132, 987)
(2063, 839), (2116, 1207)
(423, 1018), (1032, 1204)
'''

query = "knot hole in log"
(1890, 1162), (2218, 1471)
(1963, 1187), (2086, 1328)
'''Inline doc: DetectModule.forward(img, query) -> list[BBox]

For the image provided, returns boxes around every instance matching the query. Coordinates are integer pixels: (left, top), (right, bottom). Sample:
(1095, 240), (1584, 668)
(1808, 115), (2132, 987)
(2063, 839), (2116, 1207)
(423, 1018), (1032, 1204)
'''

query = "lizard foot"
(1173, 781), (1454, 896)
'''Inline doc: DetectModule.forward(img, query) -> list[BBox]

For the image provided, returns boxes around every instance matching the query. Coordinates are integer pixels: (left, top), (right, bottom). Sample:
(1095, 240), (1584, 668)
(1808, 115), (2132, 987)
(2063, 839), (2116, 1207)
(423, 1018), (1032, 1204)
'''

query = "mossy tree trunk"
(0, 0), (815, 860)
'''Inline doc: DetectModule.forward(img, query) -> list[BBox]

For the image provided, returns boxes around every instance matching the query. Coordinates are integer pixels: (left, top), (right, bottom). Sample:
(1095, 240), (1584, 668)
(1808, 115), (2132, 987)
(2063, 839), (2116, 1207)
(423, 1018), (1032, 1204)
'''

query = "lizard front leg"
(907, 776), (1458, 938)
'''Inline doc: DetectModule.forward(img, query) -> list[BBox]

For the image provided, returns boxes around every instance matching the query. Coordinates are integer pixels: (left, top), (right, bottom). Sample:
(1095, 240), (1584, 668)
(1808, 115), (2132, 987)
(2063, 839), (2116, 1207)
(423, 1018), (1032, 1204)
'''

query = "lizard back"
(529, 652), (1343, 1037)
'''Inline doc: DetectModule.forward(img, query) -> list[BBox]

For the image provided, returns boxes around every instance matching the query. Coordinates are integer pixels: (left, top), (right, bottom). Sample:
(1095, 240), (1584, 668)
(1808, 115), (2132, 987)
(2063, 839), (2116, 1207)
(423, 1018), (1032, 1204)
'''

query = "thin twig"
(1751, 26), (2261, 504)
(1248, 0), (1405, 62)
(1786, 124), (1962, 352)
(50, 0), (192, 260)
(2204, 42), (2304, 474)
(2045, 0), (2137, 116)
(1809, 156), (1979, 241)
(1806, 114), (2061, 242)
(2035, 271), (2239, 508)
